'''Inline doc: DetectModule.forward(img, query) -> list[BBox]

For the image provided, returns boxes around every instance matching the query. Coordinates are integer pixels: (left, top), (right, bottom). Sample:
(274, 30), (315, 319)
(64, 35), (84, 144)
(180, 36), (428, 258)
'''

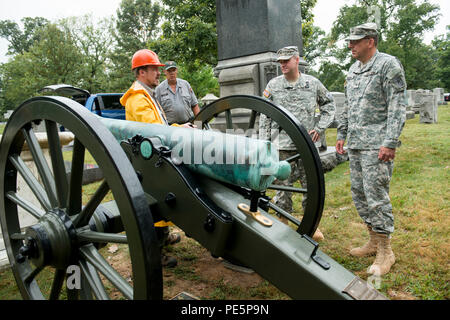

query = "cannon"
(0, 95), (385, 300)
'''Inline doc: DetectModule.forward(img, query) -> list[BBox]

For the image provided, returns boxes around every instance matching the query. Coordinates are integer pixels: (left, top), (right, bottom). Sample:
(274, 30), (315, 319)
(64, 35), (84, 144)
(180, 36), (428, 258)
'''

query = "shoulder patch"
(263, 89), (272, 99)
(391, 74), (406, 91)
(393, 74), (405, 86)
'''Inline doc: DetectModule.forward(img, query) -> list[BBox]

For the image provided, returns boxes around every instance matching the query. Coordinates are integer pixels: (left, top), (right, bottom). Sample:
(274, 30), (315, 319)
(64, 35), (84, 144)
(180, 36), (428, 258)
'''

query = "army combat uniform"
(337, 50), (406, 235)
(260, 73), (335, 213)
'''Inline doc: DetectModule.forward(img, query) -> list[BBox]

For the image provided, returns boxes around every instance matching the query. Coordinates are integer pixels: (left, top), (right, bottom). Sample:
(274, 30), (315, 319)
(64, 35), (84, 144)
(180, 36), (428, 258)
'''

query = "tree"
(60, 15), (115, 93)
(0, 17), (49, 56)
(1, 23), (84, 109)
(313, 61), (347, 92)
(432, 26), (450, 91)
(321, 0), (441, 90)
(0, 64), (6, 115)
(108, 0), (162, 91)
(154, 0), (217, 70)
(301, 0), (318, 56)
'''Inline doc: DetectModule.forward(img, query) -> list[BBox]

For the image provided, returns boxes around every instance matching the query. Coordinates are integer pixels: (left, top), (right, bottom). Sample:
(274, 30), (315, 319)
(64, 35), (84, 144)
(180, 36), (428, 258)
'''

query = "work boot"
(312, 228), (325, 242)
(350, 225), (378, 257)
(165, 232), (181, 246)
(367, 234), (395, 276)
(161, 254), (177, 268)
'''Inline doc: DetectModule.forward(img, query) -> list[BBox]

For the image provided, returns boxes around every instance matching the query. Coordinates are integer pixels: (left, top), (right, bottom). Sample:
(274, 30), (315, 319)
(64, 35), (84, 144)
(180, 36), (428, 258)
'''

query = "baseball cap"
(164, 61), (177, 70)
(276, 46), (299, 61)
(345, 22), (378, 41)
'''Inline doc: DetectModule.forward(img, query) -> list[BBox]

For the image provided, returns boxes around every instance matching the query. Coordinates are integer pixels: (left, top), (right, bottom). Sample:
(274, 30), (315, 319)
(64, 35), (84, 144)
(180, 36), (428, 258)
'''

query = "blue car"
(39, 84), (125, 120)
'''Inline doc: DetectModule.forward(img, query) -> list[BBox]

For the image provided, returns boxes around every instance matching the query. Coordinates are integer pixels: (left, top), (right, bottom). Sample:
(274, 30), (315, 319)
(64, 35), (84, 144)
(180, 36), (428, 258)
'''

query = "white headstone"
(416, 90), (438, 123)
(330, 92), (345, 129)
(433, 88), (444, 104)
(201, 93), (219, 106)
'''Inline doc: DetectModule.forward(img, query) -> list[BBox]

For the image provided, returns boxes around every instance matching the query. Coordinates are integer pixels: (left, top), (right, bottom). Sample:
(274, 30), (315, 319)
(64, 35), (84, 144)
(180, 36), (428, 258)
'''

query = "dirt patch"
(101, 230), (286, 300)
(388, 289), (417, 300)
(163, 245), (270, 300)
(100, 228), (421, 300)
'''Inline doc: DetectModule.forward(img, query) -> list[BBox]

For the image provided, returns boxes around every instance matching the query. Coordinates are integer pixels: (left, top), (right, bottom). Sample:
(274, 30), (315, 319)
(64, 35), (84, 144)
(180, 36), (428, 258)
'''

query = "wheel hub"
(19, 210), (77, 270)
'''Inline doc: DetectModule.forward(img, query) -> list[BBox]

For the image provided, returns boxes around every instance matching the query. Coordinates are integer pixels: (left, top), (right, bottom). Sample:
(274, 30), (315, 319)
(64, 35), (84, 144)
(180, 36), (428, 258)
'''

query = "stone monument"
(215, 0), (307, 99)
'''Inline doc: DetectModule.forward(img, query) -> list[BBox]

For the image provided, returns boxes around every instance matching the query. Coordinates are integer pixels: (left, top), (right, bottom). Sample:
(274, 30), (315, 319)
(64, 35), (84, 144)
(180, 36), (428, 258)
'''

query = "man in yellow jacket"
(121, 49), (193, 268)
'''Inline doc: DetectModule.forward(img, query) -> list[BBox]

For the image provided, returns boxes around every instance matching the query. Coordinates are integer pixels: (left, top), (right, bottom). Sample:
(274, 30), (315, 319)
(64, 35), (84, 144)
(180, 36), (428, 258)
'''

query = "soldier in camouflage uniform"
(336, 23), (406, 276)
(260, 46), (335, 241)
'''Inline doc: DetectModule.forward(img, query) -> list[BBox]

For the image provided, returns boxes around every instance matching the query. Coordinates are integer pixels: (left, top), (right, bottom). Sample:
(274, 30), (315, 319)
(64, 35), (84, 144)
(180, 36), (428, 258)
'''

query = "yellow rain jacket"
(120, 81), (178, 227)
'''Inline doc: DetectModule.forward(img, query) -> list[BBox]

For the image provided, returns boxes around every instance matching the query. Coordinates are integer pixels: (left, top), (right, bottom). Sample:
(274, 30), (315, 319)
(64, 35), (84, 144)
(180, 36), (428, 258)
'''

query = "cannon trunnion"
(0, 95), (385, 300)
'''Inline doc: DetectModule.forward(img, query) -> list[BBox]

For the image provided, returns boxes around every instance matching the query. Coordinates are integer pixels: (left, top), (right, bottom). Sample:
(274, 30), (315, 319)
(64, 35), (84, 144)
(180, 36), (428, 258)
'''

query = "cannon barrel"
(98, 117), (291, 192)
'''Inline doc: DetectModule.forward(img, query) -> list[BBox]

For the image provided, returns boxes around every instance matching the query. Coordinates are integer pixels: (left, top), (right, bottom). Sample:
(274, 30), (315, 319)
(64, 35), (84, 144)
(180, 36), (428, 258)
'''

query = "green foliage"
(60, 15), (115, 94)
(303, 25), (327, 68)
(115, 0), (161, 52)
(432, 26), (450, 91)
(316, 61), (347, 92)
(177, 62), (219, 101)
(108, 0), (162, 91)
(321, 0), (442, 91)
(301, 0), (319, 57)
(0, 66), (5, 116)
(1, 23), (84, 109)
(149, 0), (218, 100)
(155, 0), (217, 69)
(0, 17), (49, 56)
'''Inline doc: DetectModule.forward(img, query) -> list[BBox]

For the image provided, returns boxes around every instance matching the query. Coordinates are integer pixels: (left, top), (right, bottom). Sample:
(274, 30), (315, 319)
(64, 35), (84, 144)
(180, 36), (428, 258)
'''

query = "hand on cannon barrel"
(181, 122), (197, 129)
(308, 129), (320, 142)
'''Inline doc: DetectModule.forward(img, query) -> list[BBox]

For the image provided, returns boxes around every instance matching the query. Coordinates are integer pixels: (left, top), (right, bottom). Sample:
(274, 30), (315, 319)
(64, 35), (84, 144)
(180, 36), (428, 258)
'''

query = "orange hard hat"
(131, 49), (165, 70)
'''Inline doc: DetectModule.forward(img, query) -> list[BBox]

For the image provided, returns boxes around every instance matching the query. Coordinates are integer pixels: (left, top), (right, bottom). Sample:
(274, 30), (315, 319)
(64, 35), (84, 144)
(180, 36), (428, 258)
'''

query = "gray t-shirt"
(155, 78), (198, 124)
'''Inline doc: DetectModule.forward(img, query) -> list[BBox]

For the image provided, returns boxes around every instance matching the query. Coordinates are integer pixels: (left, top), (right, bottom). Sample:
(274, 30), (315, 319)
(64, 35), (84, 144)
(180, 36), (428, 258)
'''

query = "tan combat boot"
(349, 225), (378, 257)
(367, 234), (395, 276)
(312, 228), (324, 242)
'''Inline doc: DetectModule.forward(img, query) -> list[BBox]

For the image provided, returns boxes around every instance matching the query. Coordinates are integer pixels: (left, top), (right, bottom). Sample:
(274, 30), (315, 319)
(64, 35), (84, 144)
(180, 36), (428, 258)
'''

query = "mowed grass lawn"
(0, 106), (448, 300)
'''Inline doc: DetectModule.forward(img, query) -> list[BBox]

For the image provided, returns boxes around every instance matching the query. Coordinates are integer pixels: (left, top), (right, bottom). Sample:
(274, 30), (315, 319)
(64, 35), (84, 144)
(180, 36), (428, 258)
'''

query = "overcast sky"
(0, 0), (448, 63)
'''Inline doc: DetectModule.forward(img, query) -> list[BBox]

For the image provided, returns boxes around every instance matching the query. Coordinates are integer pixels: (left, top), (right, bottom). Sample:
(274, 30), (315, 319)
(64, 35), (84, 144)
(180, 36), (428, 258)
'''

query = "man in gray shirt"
(155, 61), (200, 124)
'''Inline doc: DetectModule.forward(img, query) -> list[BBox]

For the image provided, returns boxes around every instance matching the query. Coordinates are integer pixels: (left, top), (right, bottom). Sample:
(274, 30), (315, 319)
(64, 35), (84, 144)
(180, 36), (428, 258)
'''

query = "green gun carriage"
(0, 95), (384, 300)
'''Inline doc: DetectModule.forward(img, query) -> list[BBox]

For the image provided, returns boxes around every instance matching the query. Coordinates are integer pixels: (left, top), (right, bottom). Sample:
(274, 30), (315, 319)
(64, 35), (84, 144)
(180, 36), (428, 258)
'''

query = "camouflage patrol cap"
(276, 46), (299, 61)
(345, 22), (378, 41)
